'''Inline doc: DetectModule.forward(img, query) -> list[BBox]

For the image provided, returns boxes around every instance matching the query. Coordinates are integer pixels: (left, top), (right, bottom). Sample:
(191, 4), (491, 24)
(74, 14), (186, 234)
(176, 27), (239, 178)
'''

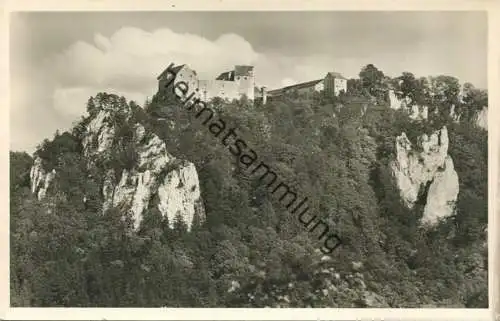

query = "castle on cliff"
(157, 63), (348, 105)
(267, 72), (348, 98)
(158, 64), (267, 104)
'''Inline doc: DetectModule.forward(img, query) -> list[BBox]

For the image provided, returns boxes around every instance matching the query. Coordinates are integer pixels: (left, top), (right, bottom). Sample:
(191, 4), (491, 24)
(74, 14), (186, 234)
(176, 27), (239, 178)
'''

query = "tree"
(173, 213), (189, 239)
(10, 81), (487, 308)
(86, 97), (98, 116)
(427, 75), (461, 117)
(460, 83), (488, 121)
(346, 78), (364, 97)
(10, 151), (33, 192)
(359, 64), (386, 102)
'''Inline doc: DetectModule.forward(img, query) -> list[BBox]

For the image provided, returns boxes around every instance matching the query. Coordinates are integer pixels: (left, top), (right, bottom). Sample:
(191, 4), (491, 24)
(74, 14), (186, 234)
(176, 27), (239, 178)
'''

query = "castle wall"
(324, 75), (346, 96)
(296, 86), (314, 96)
(159, 66), (199, 99)
(234, 75), (255, 100)
(198, 79), (239, 102)
(333, 78), (347, 96)
(324, 76), (333, 96)
(295, 82), (323, 97)
(158, 64), (256, 103)
(176, 67), (199, 92)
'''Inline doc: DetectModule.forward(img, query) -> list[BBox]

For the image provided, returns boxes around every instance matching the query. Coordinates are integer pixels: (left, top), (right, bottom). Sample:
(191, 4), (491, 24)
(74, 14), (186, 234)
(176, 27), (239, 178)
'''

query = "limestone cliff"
(388, 90), (428, 121)
(30, 157), (56, 200)
(474, 106), (488, 130)
(99, 125), (205, 230)
(391, 126), (459, 225)
(29, 95), (205, 231)
(82, 108), (116, 159)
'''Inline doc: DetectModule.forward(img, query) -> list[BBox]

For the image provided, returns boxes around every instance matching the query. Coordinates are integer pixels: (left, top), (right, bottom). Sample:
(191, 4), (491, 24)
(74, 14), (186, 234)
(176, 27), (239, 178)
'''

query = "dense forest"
(10, 64), (488, 308)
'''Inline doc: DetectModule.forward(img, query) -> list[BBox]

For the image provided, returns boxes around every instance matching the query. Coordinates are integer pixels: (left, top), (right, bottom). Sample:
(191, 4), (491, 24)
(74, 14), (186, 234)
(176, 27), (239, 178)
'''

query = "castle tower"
(234, 65), (255, 100)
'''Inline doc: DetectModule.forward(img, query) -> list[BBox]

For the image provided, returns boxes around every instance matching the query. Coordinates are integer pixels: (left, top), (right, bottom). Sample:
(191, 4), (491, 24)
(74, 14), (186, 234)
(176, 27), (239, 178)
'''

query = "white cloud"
(42, 27), (277, 121)
(14, 26), (357, 153)
(50, 27), (261, 89)
(52, 87), (149, 119)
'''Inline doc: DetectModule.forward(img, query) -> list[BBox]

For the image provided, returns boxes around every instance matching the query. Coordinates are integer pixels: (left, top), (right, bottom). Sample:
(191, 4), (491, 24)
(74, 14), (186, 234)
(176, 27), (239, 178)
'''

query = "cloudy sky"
(10, 11), (487, 153)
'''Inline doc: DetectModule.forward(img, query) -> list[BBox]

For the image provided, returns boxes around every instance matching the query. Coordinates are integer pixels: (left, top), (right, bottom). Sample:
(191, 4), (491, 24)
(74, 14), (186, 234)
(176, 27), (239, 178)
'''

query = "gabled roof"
(216, 66), (254, 80)
(234, 65), (254, 76)
(216, 71), (234, 81)
(326, 72), (347, 80)
(157, 64), (186, 80)
(267, 79), (323, 96)
(290, 79), (323, 89)
(267, 87), (284, 95)
(281, 79), (323, 91)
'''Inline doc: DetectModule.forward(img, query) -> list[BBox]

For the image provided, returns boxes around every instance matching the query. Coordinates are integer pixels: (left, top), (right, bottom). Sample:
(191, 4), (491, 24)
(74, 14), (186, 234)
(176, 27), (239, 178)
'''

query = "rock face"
(408, 104), (428, 121)
(100, 124), (204, 230)
(388, 90), (428, 121)
(389, 89), (408, 111)
(30, 94), (205, 231)
(30, 157), (56, 200)
(82, 108), (116, 159)
(391, 126), (459, 224)
(474, 106), (488, 130)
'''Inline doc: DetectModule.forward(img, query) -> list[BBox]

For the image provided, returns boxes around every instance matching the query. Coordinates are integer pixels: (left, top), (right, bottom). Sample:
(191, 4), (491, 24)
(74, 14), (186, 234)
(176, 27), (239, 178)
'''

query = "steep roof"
(287, 79), (323, 90)
(216, 71), (234, 81)
(157, 64), (186, 80)
(326, 72), (347, 80)
(234, 65), (254, 76)
(267, 88), (285, 96)
(267, 79), (323, 96)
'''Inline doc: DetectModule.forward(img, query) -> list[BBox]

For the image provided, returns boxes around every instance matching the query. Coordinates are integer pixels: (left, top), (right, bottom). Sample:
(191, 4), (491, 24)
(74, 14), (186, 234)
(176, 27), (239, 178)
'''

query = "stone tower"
(233, 65), (255, 100)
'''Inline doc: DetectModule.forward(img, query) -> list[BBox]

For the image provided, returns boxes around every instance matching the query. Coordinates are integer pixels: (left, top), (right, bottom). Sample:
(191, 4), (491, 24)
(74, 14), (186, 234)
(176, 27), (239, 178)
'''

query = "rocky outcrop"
(449, 104), (461, 123)
(474, 106), (488, 130)
(82, 109), (116, 159)
(388, 89), (407, 111)
(391, 126), (459, 225)
(30, 94), (205, 231)
(30, 157), (56, 200)
(408, 104), (428, 121)
(423, 156), (459, 224)
(99, 122), (204, 230)
(388, 90), (428, 121)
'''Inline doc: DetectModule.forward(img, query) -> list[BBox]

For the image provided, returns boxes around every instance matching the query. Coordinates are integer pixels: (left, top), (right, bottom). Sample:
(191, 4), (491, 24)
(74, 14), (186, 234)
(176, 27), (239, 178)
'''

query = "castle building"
(158, 64), (259, 102)
(268, 79), (324, 98)
(267, 72), (347, 98)
(323, 72), (348, 96)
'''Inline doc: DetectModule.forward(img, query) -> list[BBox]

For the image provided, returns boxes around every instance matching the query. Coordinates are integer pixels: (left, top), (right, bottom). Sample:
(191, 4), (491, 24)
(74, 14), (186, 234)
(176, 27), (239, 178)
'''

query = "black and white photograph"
(8, 7), (491, 312)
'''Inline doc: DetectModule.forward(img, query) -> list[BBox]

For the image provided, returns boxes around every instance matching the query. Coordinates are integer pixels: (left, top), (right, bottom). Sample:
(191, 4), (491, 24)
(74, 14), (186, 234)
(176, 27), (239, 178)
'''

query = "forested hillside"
(10, 65), (488, 308)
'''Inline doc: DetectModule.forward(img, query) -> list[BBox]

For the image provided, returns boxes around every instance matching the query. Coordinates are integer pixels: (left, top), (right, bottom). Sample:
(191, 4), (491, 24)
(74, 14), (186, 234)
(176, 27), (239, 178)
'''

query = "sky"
(10, 11), (487, 154)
